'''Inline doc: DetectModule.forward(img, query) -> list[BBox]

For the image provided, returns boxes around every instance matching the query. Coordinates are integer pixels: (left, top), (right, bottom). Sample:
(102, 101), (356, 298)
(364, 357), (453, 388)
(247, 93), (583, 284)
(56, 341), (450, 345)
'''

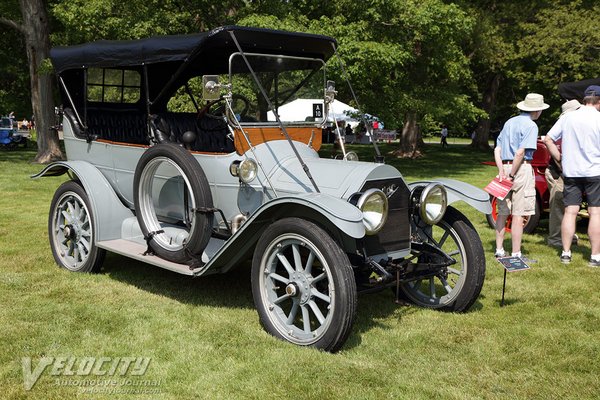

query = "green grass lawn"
(1, 143), (599, 399)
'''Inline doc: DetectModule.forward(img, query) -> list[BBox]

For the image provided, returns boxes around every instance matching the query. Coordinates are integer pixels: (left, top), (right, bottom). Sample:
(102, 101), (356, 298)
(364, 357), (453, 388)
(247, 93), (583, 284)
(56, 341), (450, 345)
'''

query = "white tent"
(267, 99), (360, 127)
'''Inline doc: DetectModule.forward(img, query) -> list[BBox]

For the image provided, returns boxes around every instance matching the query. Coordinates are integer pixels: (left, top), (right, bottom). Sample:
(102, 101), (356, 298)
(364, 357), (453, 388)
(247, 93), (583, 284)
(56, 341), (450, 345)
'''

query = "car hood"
(255, 141), (403, 198)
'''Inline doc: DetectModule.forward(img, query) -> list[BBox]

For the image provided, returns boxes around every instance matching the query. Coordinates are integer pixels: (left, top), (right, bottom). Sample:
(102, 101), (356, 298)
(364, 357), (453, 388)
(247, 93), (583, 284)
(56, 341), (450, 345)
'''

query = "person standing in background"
(346, 123), (354, 144)
(545, 85), (600, 266)
(440, 125), (448, 148)
(545, 99), (581, 248)
(494, 93), (549, 262)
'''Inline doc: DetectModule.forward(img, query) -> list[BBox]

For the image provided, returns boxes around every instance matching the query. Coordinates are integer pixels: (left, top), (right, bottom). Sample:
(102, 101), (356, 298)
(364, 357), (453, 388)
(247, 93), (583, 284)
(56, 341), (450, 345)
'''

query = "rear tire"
(48, 181), (106, 273)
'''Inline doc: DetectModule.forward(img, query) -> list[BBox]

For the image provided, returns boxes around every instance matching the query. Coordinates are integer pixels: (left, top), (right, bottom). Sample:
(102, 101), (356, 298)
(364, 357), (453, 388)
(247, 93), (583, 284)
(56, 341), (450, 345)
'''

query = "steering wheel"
(199, 94), (251, 121)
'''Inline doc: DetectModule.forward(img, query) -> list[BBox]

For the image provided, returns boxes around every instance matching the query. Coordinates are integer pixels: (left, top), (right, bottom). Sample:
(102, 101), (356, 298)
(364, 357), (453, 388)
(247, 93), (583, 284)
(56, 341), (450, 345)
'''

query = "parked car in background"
(35, 26), (491, 352)
(0, 116), (26, 149)
(485, 139), (549, 233)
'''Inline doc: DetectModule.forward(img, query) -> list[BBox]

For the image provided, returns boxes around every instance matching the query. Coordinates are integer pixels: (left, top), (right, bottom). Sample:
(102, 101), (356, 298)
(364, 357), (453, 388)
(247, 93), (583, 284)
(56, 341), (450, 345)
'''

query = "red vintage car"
(485, 139), (550, 233)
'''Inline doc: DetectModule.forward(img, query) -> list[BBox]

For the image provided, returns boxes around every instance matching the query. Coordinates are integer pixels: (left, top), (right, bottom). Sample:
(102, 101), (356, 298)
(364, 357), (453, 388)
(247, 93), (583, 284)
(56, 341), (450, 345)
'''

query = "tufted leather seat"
(152, 112), (234, 153)
(86, 109), (148, 145)
(64, 108), (148, 145)
(63, 108), (233, 153)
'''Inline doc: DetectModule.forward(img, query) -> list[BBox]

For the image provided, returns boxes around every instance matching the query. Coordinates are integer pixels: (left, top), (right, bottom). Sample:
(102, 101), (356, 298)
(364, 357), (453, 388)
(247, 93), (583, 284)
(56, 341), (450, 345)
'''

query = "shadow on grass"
(322, 142), (494, 180)
(102, 252), (255, 310)
(0, 146), (38, 163)
(102, 252), (481, 350)
(496, 298), (520, 307)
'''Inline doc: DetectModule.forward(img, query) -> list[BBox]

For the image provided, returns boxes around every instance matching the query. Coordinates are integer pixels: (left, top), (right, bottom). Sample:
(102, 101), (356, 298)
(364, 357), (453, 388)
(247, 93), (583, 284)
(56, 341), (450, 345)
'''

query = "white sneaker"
(494, 249), (506, 258)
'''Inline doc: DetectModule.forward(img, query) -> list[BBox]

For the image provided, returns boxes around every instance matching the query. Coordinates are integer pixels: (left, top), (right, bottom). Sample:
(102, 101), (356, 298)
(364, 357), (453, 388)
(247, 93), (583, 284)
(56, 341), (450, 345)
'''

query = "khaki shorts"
(498, 163), (536, 216)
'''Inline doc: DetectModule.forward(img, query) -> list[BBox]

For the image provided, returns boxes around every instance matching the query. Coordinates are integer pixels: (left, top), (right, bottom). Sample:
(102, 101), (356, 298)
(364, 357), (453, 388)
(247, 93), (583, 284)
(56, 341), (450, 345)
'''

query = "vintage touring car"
(36, 26), (491, 351)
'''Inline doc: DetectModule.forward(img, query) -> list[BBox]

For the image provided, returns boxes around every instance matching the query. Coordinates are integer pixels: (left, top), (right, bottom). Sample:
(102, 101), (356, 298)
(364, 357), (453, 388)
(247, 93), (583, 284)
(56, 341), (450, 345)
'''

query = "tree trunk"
(392, 111), (422, 158)
(22, 0), (62, 163)
(1, 0), (62, 163)
(471, 73), (501, 152)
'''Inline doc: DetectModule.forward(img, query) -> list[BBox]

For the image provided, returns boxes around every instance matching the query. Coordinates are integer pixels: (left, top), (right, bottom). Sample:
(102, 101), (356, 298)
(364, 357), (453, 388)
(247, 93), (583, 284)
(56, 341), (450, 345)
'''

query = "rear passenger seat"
(152, 112), (234, 153)
(64, 108), (234, 153)
(64, 108), (148, 145)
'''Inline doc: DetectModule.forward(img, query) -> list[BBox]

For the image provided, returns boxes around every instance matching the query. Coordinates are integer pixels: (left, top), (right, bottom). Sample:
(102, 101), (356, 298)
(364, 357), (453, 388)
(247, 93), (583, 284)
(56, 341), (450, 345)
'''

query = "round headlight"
(238, 158), (258, 183)
(356, 188), (389, 235)
(344, 151), (359, 161)
(419, 183), (447, 225)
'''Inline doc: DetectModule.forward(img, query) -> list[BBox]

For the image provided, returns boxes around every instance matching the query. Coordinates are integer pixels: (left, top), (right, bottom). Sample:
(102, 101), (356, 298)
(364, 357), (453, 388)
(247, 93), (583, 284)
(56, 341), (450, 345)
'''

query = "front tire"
(48, 181), (106, 273)
(251, 218), (357, 352)
(401, 206), (485, 311)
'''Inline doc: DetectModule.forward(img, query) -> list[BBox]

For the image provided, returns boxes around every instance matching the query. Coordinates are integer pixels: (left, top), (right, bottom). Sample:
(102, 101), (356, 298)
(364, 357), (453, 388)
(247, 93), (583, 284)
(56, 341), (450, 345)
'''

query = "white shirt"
(547, 105), (600, 177)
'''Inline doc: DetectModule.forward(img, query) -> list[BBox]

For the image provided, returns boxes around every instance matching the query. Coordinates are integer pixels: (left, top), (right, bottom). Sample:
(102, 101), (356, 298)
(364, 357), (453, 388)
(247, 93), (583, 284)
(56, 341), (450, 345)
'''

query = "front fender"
(409, 178), (492, 214)
(202, 193), (365, 274)
(32, 161), (133, 241)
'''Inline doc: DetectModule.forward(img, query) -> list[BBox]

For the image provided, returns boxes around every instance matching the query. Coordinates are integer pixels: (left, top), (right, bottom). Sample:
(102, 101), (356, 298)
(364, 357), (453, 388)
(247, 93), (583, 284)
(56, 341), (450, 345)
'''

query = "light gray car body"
(36, 113), (490, 276)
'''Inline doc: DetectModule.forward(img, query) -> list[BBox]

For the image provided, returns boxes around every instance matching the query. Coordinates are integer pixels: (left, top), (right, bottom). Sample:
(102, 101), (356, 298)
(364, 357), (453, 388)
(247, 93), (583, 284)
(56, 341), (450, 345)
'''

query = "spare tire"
(134, 143), (214, 263)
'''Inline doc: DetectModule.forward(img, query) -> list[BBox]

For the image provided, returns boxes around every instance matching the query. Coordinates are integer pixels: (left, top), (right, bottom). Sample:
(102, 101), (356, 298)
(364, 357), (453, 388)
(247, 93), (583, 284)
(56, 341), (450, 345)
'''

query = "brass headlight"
(344, 151), (359, 161)
(356, 188), (389, 235)
(416, 183), (447, 225)
(229, 158), (258, 183)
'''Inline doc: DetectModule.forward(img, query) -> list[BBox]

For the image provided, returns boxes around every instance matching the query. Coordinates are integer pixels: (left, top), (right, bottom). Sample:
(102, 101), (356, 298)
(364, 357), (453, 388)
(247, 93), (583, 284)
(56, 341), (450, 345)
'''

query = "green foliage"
(38, 58), (54, 75)
(50, 0), (245, 43)
(0, 27), (31, 117)
(238, 0), (482, 133)
(5, 0), (600, 144)
(518, 1), (600, 96)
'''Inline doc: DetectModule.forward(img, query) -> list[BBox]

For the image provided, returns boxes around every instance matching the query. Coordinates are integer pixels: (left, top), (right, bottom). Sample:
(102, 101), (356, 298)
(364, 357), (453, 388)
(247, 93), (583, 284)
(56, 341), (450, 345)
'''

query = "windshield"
(228, 53), (326, 124)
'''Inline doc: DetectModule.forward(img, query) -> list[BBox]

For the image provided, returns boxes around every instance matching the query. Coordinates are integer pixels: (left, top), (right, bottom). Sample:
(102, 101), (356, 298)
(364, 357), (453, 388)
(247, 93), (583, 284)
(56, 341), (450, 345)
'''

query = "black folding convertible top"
(50, 25), (337, 73)
(51, 25), (337, 112)
(558, 77), (600, 100)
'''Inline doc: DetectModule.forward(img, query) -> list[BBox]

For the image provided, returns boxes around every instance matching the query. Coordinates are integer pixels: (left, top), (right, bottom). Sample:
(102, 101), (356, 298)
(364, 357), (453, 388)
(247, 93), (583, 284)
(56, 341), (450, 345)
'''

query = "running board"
(97, 239), (201, 276)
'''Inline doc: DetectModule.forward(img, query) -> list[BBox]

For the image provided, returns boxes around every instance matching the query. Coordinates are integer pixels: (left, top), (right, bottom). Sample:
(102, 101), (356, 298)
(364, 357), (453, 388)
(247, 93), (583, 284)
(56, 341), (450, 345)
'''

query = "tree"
(458, 1), (582, 149)
(240, 1), (481, 158)
(0, 28), (31, 117)
(51, 0), (246, 42)
(1, 0), (62, 163)
(460, 2), (512, 151)
(326, 1), (480, 157)
(516, 1), (600, 124)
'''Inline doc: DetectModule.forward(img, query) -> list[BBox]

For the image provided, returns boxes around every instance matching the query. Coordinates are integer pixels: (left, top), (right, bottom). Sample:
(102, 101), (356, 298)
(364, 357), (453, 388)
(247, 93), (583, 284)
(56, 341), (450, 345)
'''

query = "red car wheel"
(486, 195), (541, 234)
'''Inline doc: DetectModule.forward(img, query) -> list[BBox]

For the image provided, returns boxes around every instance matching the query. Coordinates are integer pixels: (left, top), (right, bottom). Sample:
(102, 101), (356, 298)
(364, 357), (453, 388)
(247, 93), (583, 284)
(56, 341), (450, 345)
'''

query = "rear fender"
(32, 161), (133, 241)
(408, 178), (492, 214)
(203, 193), (365, 274)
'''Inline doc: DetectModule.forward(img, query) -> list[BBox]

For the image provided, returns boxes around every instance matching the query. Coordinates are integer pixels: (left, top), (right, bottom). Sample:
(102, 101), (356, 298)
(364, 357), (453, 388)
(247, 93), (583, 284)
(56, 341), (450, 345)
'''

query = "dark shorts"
(563, 175), (600, 207)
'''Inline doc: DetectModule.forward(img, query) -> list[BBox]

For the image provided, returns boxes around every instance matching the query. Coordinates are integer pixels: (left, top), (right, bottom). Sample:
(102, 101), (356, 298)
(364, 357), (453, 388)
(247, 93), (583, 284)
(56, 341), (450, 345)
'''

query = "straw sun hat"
(560, 99), (581, 116)
(517, 93), (550, 112)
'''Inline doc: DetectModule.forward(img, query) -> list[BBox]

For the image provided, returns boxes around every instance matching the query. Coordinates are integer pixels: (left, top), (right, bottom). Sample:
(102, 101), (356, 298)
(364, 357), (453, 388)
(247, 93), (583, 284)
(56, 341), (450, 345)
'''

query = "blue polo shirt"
(496, 113), (539, 161)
